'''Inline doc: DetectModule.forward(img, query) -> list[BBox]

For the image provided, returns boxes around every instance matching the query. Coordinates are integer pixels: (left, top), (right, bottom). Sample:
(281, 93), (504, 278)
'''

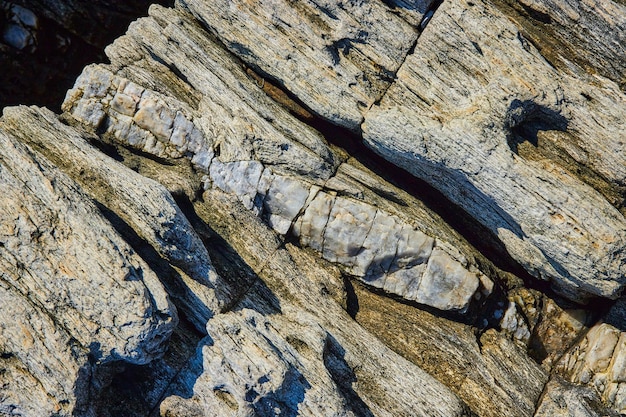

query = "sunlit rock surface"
(0, 0), (625, 415)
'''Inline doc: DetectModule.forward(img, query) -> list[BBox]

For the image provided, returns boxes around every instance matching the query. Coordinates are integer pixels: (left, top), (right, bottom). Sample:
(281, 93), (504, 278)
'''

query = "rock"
(351, 280), (550, 417)
(160, 310), (358, 416)
(556, 321), (626, 414)
(491, 0), (626, 88)
(361, 0), (626, 302)
(1, 0), (624, 415)
(62, 5), (493, 313)
(158, 188), (475, 417)
(1, 3), (38, 51)
(528, 297), (589, 369)
(175, 0), (428, 131)
(0, 125), (176, 415)
(0, 105), (238, 331)
(534, 377), (620, 417)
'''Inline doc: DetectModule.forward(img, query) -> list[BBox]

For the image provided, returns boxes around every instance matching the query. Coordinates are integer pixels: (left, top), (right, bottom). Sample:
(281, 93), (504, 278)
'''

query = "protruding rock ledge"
(361, 0), (626, 302)
(175, 0), (429, 130)
(0, 122), (177, 415)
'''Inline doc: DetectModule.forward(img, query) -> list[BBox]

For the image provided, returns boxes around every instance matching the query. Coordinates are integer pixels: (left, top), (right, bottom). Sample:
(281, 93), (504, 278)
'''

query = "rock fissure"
(2, 0), (626, 416)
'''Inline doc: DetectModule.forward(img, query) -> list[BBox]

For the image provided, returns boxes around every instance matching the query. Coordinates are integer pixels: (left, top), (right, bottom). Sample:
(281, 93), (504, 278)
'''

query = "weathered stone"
(161, 310), (357, 416)
(352, 283), (548, 417)
(528, 297), (589, 369)
(0, 125), (176, 415)
(492, 0), (626, 88)
(176, 0), (428, 130)
(158, 188), (475, 417)
(534, 377), (619, 417)
(61, 5), (493, 313)
(556, 320), (626, 414)
(362, 0), (626, 302)
(0, 105), (239, 332)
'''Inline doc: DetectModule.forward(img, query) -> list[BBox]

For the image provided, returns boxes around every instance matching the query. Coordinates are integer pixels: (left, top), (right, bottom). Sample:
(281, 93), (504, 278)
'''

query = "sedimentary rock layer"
(0, 122), (176, 415)
(362, 0), (626, 301)
(62, 5), (494, 313)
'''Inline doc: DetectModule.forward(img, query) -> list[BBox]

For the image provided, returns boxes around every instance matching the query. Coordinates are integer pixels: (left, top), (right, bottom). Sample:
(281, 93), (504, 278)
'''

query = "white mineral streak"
(61, 5), (491, 313)
(361, 0), (626, 302)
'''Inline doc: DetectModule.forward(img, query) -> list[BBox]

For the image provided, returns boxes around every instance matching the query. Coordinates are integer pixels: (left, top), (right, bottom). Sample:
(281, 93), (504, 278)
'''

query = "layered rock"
(157, 188), (475, 417)
(0, 105), (247, 331)
(62, 4), (494, 313)
(556, 303), (626, 415)
(0, 122), (176, 415)
(175, 0), (431, 131)
(181, 0), (626, 304)
(534, 377), (619, 417)
(361, 0), (626, 302)
(491, 0), (626, 88)
(0, 0), (624, 416)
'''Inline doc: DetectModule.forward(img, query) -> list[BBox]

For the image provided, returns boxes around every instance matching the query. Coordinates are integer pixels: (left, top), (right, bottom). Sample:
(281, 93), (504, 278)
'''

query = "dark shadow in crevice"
(343, 277), (360, 319)
(380, 0), (433, 14)
(251, 364), (311, 417)
(93, 200), (214, 331)
(323, 333), (375, 417)
(171, 192), (282, 316)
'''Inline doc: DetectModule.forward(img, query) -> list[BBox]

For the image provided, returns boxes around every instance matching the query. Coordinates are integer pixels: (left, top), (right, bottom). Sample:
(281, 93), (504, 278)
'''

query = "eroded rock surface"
(0, 122), (176, 415)
(362, 0), (626, 302)
(62, 4), (494, 313)
(176, 0), (431, 130)
(0, 0), (625, 416)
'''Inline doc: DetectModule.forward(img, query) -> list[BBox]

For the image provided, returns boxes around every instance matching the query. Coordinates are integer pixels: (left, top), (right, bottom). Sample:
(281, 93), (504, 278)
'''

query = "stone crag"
(0, 0), (625, 416)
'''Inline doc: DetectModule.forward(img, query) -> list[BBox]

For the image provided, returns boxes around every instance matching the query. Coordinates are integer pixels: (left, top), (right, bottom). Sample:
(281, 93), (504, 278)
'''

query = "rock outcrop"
(0, 0), (625, 416)
(62, 5), (495, 313)
(0, 118), (176, 415)
(361, 0), (626, 302)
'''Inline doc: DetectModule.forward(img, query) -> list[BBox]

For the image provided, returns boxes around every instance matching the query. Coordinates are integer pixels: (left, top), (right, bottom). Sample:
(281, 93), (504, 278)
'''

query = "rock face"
(0, 0), (625, 416)
(361, 0), (626, 302)
(61, 5), (494, 313)
(189, 0), (626, 303)
(176, 0), (429, 130)
(0, 119), (176, 415)
(0, 105), (238, 331)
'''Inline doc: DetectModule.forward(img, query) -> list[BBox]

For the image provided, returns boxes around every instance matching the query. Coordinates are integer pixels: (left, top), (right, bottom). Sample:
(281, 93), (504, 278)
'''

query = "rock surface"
(62, 4), (494, 313)
(0, 120), (176, 415)
(176, 0), (429, 130)
(361, 0), (626, 302)
(0, 0), (625, 416)
(0, 105), (236, 331)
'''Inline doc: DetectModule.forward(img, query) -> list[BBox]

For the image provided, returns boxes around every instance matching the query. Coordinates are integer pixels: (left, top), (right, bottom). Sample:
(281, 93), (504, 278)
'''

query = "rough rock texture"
(534, 377), (619, 417)
(158, 188), (474, 417)
(362, 0), (626, 302)
(492, 0), (626, 89)
(352, 282), (548, 417)
(175, 0), (626, 304)
(0, 121), (176, 415)
(556, 308), (626, 414)
(62, 4), (494, 313)
(176, 0), (430, 131)
(1, 0), (625, 416)
(0, 105), (237, 331)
